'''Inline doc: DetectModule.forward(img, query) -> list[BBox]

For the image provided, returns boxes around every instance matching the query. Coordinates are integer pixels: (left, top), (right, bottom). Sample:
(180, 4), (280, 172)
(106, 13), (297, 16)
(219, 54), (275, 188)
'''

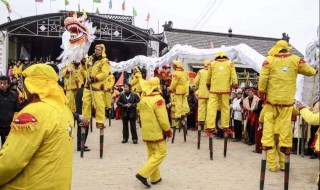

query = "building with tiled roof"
(160, 21), (302, 67)
(157, 21), (304, 86)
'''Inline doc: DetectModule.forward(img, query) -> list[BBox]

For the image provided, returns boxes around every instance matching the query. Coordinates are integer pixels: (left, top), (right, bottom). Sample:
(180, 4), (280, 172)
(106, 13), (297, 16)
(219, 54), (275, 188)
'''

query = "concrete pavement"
(72, 119), (319, 190)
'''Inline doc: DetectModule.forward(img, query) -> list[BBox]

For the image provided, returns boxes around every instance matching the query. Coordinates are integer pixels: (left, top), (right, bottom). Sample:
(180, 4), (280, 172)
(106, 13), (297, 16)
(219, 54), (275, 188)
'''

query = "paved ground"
(72, 119), (319, 190)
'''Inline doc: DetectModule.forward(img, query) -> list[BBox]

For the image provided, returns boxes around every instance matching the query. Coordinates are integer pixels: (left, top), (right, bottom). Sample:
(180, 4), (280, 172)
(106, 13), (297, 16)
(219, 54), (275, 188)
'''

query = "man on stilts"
(168, 61), (190, 143)
(194, 60), (210, 149)
(258, 39), (316, 190)
(62, 61), (86, 111)
(81, 44), (111, 158)
(206, 52), (238, 159)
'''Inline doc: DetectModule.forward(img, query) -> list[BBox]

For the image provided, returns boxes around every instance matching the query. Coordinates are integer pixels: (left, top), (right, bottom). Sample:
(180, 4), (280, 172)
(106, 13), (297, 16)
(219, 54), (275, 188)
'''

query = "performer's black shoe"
(136, 174), (150, 188)
(122, 139), (128, 144)
(151, 178), (162, 185)
(77, 147), (90, 151)
(133, 140), (138, 144)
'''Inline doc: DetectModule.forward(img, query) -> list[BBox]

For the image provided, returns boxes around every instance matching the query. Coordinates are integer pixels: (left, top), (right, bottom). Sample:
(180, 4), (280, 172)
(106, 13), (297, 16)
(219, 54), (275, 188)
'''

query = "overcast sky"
(0, 0), (319, 55)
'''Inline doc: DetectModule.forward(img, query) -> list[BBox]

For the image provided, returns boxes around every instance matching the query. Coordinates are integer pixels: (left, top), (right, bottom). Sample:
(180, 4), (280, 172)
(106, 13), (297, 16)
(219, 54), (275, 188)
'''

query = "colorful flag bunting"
(65, 0), (69, 5)
(93, 0), (101, 3)
(109, 0), (112, 9)
(35, 0), (43, 2)
(1, 0), (11, 13)
(133, 7), (137, 16)
(146, 12), (150, 21)
(122, 0), (125, 11)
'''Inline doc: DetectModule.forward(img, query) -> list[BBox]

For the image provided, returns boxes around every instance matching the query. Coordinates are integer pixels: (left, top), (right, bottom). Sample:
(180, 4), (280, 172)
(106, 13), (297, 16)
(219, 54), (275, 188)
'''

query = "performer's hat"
(268, 40), (292, 56)
(95, 44), (107, 58)
(141, 77), (161, 95)
(22, 64), (67, 111)
(172, 60), (182, 68)
(215, 51), (228, 60)
(133, 67), (141, 73)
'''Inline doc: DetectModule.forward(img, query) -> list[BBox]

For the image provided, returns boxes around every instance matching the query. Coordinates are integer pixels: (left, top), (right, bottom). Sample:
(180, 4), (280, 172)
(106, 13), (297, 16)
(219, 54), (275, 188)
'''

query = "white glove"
(79, 115), (89, 124)
(68, 66), (72, 72)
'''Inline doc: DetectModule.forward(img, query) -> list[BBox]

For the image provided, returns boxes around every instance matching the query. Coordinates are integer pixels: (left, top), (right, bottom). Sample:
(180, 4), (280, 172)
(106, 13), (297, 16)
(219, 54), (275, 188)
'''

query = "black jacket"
(0, 90), (20, 127)
(117, 92), (140, 119)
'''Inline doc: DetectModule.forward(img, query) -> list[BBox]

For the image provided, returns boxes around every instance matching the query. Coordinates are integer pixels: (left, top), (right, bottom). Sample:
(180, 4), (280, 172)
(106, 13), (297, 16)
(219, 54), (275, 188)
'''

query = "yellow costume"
(104, 73), (115, 109)
(300, 107), (320, 152)
(138, 77), (171, 185)
(206, 52), (238, 129)
(13, 64), (23, 78)
(194, 60), (210, 122)
(62, 63), (86, 111)
(169, 61), (190, 119)
(81, 44), (110, 128)
(130, 67), (142, 95)
(260, 108), (298, 171)
(259, 40), (316, 149)
(0, 64), (74, 189)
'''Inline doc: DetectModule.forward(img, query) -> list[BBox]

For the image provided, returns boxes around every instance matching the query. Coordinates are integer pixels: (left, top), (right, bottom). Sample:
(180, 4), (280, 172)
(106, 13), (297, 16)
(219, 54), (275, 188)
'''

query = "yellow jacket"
(62, 64), (86, 90)
(169, 69), (189, 95)
(130, 72), (142, 93)
(0, 101), (74, 190)
(259, 53), (316, 105)
(300, 108), (320, 152)
(82, 56), (110, 90)
(139, 93), (171, 141)
(207, 59), (238, 93)
(194, 69), (209, 99)
(104, 74), (115, 92)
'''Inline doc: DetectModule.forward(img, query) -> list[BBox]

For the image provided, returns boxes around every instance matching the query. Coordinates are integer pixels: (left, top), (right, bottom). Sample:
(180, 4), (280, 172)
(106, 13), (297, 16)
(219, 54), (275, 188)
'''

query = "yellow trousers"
(261, 104), (293, 148)
(206, 93), (230, 129)
(171, 106), (180, 128)
(105, 92), (112, 109)
(183, 94), (190, 115)
(82, 89), (105, 125)
(173, 94), (189, 119)
(267, 134), (285, 171)
(197, 99), (208, 122)
(66, 89), (77, 111)
(138, 140), (167, 183)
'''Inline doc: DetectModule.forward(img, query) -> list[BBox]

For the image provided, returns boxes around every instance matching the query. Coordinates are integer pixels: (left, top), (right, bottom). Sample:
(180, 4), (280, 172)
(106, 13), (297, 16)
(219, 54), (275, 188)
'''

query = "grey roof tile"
(164, 29), (303, 57)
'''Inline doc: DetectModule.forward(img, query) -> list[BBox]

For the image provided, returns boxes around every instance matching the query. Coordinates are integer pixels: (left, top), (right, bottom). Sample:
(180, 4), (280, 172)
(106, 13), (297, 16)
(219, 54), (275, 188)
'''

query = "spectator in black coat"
(0, 76), (21, 147)
(117, 83), (140, 144)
